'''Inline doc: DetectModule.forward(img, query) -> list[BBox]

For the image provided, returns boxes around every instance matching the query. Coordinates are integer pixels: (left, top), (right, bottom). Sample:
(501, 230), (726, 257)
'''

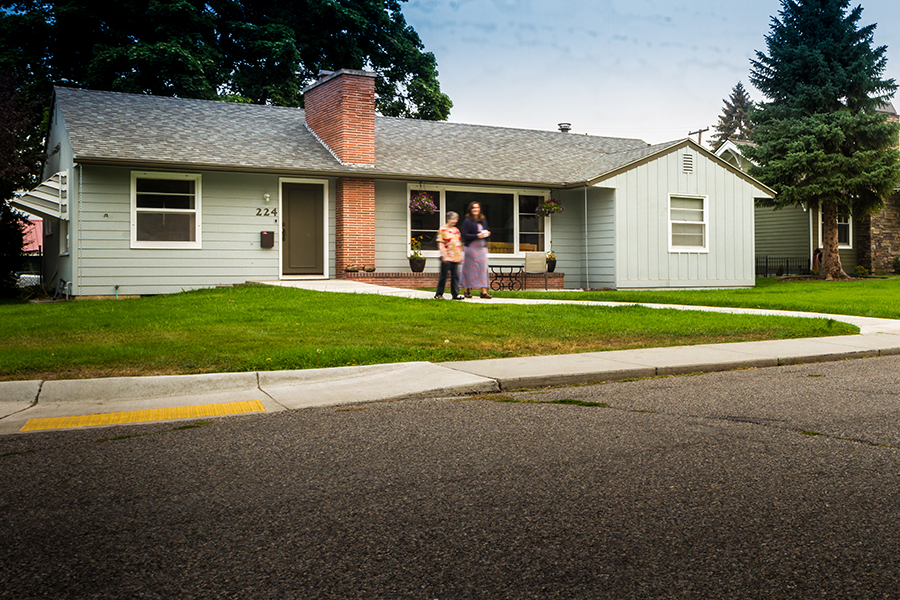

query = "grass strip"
(0, 283), (858, 381)
(491, 276), (900, 319)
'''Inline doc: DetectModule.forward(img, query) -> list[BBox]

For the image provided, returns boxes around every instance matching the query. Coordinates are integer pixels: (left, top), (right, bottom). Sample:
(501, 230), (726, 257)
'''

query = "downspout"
(73, 163), (81, 298)
(808, 204), (814, 268)
(584, 185), (589, 290)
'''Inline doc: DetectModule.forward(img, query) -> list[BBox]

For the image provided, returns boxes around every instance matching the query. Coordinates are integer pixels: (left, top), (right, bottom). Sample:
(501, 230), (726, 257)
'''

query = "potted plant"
(535, 198), (564, 218)
(546, 244), (557, 273)
(409, 191), (438, 214)
(408, 236), (426, 272)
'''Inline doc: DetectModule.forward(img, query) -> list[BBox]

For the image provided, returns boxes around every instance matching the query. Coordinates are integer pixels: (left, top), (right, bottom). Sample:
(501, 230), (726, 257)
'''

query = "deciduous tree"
(0, 72), (42, 296)
(0, 0), (452, 116)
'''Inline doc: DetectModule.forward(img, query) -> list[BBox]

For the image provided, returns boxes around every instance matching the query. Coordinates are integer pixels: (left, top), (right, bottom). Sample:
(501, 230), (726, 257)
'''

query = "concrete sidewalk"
(3, 280), (900, 435)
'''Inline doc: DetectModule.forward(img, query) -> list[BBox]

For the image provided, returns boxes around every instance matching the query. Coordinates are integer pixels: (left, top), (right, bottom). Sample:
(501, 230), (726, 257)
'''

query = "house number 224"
(256, 208), (277, 217)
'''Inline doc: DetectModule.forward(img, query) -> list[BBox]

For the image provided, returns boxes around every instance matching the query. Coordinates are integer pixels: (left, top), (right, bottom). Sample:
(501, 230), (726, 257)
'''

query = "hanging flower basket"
(535, 198), (564, 218)
(409, 191), (438, 214)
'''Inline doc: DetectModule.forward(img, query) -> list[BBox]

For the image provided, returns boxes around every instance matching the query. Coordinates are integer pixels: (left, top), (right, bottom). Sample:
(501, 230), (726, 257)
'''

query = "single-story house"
(717, 102), (900, 275)
(13, 69), (774, 297)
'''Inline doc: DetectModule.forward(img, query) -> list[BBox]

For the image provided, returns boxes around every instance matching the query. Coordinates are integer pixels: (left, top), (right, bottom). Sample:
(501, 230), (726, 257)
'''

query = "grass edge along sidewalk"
(491, 276), (900, 320)
(0, 283), (860, 381)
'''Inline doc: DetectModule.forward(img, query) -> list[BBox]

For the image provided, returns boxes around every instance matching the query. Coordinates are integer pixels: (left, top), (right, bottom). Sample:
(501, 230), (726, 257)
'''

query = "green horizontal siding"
(755, 205), (809, 258)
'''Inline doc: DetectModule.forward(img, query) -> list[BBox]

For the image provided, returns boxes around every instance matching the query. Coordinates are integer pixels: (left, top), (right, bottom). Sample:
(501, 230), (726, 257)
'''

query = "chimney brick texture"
(304, 70), (376, 165)
(335, 178), (376, 274)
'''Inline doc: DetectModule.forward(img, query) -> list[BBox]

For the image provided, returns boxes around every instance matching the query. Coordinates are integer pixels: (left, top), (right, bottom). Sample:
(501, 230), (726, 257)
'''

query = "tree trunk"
(820, 201), (849, 280)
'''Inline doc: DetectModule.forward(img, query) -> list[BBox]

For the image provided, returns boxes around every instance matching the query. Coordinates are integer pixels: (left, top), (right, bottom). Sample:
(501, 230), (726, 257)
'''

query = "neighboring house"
(727, 102), (900, 275)
(13, 69), (774, 297)
(714, 139), (756, 173)
(17, 218), (43, 281)
(22, 218), (42, 254)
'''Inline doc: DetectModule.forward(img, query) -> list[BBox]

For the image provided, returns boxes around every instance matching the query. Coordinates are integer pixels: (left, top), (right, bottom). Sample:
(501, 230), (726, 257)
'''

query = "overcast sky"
(401, 0), (900, 145)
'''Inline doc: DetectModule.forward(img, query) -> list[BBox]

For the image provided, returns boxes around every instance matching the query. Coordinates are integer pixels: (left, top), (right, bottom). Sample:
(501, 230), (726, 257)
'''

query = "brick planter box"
(342, 271), (565, 290)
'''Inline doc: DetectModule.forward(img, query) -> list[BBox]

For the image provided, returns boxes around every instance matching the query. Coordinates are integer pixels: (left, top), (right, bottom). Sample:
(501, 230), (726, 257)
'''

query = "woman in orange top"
(435, 211), (465, 299)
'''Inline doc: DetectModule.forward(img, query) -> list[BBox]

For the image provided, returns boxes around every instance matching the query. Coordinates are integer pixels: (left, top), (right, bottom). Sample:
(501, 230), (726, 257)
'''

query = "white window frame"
(817, 208), (853, 249)
(406, 184), (551, 258)
(131, 171), (202, 249)
(668, 194), (708, 253)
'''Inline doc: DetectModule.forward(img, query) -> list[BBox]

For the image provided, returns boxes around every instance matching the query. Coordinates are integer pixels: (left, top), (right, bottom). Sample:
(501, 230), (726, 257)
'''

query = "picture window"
(408, 187), (549, 255)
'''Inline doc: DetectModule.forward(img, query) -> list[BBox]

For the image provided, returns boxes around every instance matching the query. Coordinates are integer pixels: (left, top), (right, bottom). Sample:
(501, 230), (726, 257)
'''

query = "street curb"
(442, 334), (900, 391)
(37, 372), (260, 404)
(259, 362), (500, 409)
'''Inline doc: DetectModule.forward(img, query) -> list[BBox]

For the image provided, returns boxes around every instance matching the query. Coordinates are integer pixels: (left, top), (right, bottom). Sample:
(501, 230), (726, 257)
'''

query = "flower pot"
(547, 259), (557, 273)
(409, 258), (426, 273)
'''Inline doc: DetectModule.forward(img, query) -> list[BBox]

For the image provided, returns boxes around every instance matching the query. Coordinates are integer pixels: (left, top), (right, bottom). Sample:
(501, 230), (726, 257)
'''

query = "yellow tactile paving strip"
(20, 400), (266, 432)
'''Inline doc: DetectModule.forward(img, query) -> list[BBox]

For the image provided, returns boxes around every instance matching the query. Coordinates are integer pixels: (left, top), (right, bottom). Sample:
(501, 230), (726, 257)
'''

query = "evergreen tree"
(745, 0), (900, 279)
(710, 81), (754, 151)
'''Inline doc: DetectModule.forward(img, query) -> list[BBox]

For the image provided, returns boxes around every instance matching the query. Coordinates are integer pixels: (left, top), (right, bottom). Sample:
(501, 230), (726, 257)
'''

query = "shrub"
(893, 256), (900, 274)
(853, 265), (869, 278)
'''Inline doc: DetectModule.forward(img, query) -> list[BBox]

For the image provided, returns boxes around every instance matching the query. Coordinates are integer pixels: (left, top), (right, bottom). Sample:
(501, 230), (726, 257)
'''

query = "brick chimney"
(303, 69), (376, 165)
(304, 69), (378, 275)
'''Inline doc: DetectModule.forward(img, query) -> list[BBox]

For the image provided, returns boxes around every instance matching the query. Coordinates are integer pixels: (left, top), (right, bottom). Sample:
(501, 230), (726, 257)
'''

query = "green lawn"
(0, 282), (857, 381)
(494, 276), (900, 319)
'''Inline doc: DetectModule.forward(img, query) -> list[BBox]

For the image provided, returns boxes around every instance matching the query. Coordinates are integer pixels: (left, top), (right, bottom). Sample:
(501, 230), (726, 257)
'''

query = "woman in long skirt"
(459, 201), (492, 299)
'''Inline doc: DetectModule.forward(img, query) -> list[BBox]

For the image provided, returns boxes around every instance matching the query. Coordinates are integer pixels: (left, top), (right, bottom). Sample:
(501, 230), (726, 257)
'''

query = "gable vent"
(682, 152), (694, 174)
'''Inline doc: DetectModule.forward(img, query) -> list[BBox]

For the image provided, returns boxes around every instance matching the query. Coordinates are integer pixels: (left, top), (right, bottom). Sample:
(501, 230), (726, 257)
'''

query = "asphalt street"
(3, 355), (900, 599)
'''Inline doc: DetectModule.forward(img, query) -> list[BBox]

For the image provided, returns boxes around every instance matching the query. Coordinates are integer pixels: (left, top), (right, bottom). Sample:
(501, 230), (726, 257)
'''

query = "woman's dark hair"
(466, 202), (485, 222)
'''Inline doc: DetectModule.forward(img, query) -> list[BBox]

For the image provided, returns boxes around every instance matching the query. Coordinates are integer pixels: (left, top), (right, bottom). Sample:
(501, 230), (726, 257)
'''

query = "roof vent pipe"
(558, 122), (571, 133)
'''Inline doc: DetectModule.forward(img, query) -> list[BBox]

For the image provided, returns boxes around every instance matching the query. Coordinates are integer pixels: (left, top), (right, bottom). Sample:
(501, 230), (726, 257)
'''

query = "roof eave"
(71, 156), (574, 189)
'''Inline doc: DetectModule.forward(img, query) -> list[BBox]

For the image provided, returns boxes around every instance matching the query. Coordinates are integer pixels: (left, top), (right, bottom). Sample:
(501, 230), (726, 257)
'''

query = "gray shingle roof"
(54, 86), (673, 187)
(374, 116), (652, 185)
(55, 87), (339, 172)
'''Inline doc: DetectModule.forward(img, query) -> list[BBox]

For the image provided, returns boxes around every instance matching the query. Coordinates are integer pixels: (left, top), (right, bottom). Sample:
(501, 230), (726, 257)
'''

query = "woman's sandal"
(480, 292), (493, 299)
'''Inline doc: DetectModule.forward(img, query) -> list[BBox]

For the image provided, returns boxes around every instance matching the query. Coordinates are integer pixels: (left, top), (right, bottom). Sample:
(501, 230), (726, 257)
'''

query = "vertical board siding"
(611, 147), (759, 289)
(75, 166), (283, 296)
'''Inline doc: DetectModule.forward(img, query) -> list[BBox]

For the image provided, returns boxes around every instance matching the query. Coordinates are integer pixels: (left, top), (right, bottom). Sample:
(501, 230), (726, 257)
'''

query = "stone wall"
(858, 193), (900, 273)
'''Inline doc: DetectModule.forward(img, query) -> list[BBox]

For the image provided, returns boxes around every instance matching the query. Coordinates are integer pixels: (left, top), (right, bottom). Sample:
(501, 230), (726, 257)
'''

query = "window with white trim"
(818, 210), (852, 249)
(408, 186), (550, 255)
(131, 172), (202, 249)
(669, 194), (708, 252)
